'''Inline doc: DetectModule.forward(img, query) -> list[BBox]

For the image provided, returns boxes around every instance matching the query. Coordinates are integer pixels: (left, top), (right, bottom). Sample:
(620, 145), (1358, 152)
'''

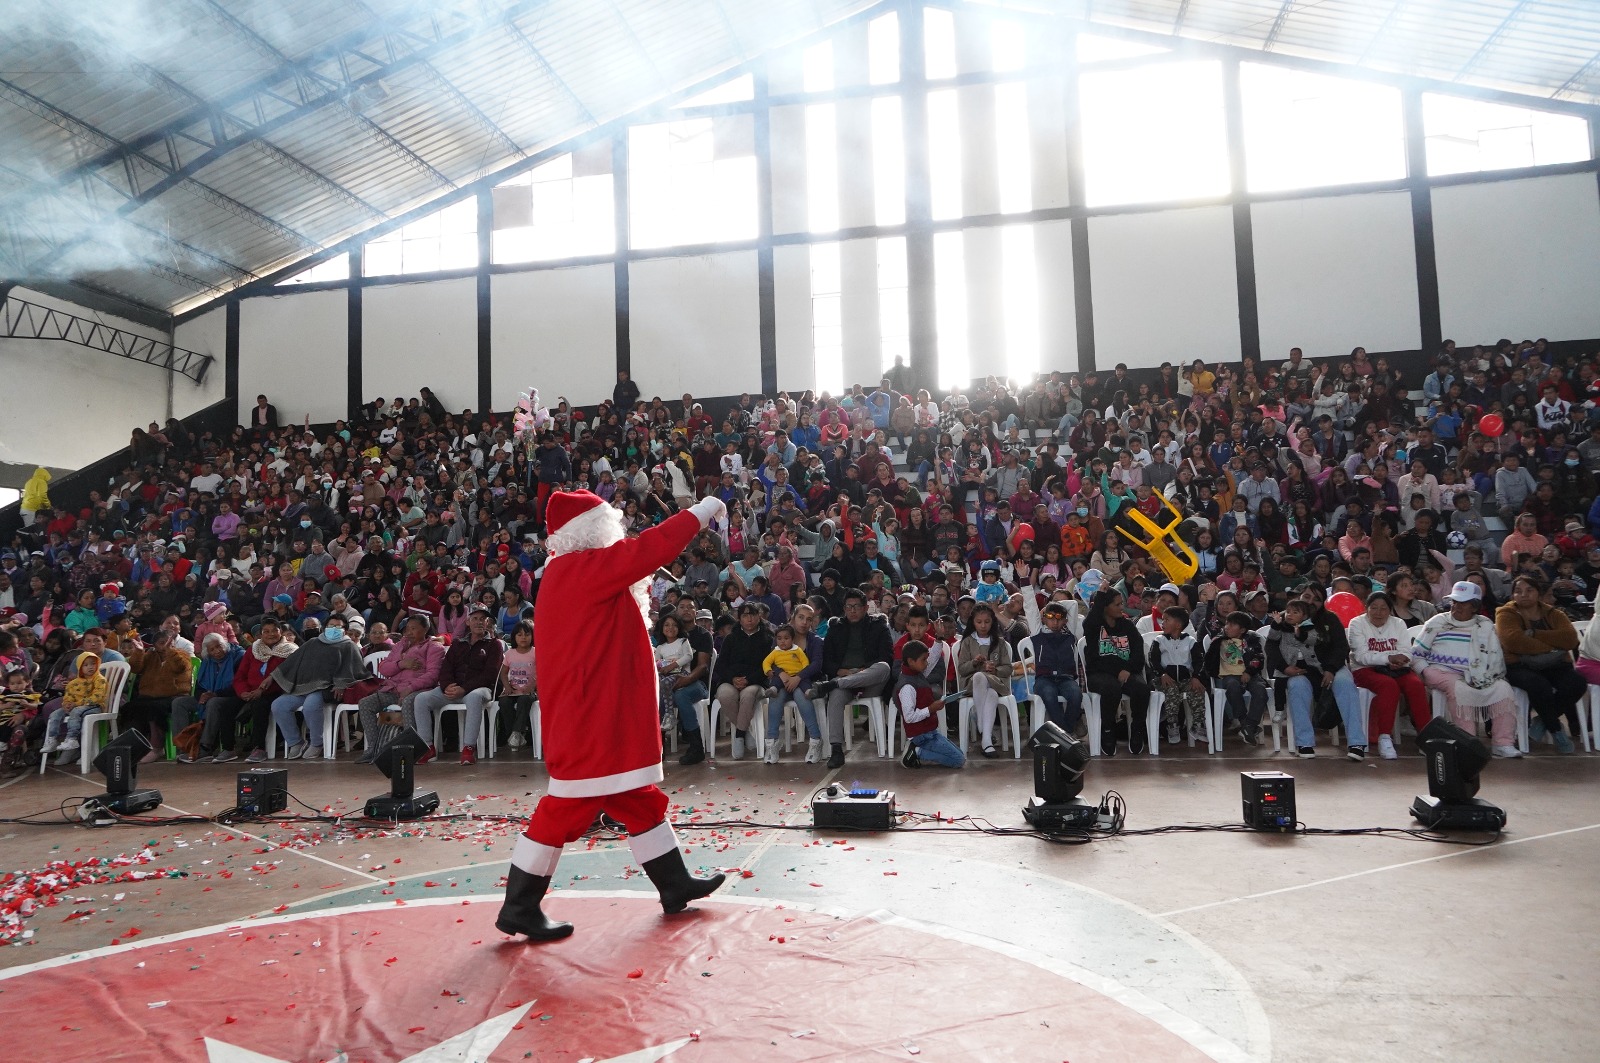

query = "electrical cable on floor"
(6, 787), (1501, 846)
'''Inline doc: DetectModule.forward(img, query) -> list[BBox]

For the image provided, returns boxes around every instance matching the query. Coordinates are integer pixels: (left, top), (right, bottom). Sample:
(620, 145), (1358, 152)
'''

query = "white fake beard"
(547, 502), (651, 623)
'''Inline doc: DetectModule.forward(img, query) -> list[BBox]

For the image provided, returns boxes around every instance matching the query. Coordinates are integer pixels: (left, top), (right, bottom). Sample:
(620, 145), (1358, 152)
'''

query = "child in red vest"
(896, 642), (965, 769)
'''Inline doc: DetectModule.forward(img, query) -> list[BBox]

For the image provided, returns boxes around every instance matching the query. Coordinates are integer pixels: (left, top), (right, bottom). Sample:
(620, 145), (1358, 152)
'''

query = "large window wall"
(214, 0), (1600, 420)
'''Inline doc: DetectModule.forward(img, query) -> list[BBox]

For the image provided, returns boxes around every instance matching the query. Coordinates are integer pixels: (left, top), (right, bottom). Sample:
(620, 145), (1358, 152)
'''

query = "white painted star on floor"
(203, 1001), (691, 1063)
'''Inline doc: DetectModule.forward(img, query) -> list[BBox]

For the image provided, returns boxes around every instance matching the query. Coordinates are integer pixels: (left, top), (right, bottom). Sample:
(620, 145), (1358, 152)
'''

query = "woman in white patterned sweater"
(1410, 581), (1522, 759)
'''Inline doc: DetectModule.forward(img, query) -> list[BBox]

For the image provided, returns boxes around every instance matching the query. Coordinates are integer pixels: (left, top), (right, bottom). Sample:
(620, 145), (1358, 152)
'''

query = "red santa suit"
(510, 490), (724, 880)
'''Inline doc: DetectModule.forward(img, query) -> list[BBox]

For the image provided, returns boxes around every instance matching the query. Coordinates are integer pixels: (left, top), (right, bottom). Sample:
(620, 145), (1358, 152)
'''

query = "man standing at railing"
(250, 394), (278, 433)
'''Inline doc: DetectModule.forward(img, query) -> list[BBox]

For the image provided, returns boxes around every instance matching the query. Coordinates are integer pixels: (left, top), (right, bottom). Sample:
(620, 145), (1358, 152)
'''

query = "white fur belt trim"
(546, 762), (664, 798)
(511, 835), (562, 877)
(628, 821), (678, 863)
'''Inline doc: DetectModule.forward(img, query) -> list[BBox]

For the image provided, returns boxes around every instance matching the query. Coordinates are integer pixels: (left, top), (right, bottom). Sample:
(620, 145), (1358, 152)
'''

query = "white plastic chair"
(58, 661), (131, 776)
(430, 678), (501, 757)
(1078, 645), (1162, 756)
(1205, 630), (1282, 753)
(325, 650), (389, 758)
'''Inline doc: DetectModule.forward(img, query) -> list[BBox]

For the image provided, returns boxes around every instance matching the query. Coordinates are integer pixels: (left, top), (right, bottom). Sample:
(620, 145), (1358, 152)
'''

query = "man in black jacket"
(612, 370), (641, 413)
(811, 589), (894, 769)
(1297, 587), (1369, 759)
(710, 603), (774, 761)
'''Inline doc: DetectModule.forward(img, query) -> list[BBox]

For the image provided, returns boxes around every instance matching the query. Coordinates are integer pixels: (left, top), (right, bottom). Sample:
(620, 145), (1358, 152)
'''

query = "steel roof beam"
(1455, 0), (1533, 80)
(1263, 0), (1296, 50)
(502, 16), (598, 125)
(1, 294), (212, 382)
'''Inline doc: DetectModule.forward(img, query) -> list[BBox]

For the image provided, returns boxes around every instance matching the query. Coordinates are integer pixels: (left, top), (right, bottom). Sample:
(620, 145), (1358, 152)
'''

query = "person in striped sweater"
(1410, 581), (1523, 759)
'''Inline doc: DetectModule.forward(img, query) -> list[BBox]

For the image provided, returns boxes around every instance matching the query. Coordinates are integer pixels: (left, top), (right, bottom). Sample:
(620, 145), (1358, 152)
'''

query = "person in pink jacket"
(353, 612), (444, 764)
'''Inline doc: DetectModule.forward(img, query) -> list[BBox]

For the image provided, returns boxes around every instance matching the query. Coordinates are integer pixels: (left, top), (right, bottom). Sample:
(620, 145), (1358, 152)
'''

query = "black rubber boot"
(495, 866), (573, 941)
(678, 729), (706, 765)
(641, 848), (726, 914)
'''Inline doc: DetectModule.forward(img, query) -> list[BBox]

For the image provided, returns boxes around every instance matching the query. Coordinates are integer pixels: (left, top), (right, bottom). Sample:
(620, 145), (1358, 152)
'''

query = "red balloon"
(1325, 591), (1366, 626)
(1478, 413), (1505, 437)
(1010, 523), (1035, 550)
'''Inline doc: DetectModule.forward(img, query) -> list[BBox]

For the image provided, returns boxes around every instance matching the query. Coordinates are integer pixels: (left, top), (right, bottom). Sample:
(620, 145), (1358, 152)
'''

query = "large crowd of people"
(4, 337), (1600, 775)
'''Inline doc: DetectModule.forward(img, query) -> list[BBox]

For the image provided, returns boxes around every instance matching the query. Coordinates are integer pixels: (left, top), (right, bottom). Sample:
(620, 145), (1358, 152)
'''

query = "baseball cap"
(1446, 581), (1482, 603)
(694, 609), (713, 621)
(1158, 582), (1181, 597)
(272, 594), (295, 606)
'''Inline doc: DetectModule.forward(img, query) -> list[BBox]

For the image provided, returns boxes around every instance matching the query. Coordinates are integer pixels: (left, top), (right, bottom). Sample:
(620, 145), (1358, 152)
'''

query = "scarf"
(252, 638), (296, 663)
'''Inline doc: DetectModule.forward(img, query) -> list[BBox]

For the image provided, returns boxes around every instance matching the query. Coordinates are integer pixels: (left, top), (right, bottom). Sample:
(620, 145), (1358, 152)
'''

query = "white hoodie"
(1346, 614), (1412, 669)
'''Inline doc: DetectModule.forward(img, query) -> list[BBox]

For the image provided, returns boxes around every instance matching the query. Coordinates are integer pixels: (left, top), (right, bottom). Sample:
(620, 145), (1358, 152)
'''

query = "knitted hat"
(202, 601), (227, 621)
(545, 490), (604, 534)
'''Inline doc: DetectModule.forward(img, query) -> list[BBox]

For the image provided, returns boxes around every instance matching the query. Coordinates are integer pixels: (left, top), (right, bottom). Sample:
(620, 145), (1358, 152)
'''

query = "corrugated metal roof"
(1, 0), (1593, 317)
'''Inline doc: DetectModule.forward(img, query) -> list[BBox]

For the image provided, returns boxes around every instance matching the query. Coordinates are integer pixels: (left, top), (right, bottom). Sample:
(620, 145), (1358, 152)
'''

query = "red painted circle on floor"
(1, 895), (1216, 1062)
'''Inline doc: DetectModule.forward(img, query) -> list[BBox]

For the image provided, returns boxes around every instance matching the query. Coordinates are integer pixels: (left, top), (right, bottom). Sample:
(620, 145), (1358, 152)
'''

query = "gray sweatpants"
(823, 662), (892, 747)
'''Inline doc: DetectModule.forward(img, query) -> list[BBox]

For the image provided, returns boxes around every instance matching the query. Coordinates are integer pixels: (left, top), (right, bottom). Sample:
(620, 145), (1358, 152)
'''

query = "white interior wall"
(1433, 172), (1600, 343)
(1035, 220), (1078, 375)
(960, 85), (1001, 218)
(363, 277), (478, 413)
(173, 307), (228, 418)
(839, 238), (880, 389)
(239, 289), (348, 426)
(629, 251), (762, 398)
(773, 244), (816, 393)
(0, 287), (175, 470)
(1029, 76), (1072, 211)
(770, 104), (809, 235)
(1089, 206), (1239, 370)
(964, 226), (1007, 378)
(1252, 192), (1420, 359)
(490, 265), (616, 412)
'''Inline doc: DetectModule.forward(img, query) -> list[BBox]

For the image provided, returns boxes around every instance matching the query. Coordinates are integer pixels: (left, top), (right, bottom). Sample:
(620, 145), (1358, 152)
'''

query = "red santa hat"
(545, 490), (619, 555)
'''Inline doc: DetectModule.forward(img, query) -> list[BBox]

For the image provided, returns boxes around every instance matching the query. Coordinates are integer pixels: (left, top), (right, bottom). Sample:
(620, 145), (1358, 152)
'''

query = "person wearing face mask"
(267, 614), (367, 760)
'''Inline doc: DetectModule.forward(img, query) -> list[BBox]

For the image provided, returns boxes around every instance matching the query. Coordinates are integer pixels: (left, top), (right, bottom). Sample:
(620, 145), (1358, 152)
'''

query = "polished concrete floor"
(1, 734), (1596, 1063)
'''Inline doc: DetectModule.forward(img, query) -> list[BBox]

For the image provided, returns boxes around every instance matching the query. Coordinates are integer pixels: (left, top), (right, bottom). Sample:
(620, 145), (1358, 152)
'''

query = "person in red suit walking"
(496, 488), (728, 941)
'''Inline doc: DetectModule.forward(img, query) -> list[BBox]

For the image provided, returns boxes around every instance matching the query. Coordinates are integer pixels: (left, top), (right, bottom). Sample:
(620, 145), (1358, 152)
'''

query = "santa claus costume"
(496, 489), (727, 941)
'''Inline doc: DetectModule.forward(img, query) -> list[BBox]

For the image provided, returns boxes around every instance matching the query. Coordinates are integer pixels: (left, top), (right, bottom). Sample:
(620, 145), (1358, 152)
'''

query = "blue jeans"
(767, 686), (820, 740)
(1032, 675), (1082, 732)
(672, 681), (706, 733)
(911, 729), (966, 767)
(271, 690), (328, 752)
(913, 460), (933, 488)
(1055, 413), (1080, 436)
(1284, 669), (1364, 747)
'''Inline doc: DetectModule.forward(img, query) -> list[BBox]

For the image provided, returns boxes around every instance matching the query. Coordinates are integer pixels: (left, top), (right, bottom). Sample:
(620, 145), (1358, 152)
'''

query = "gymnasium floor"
(0, 736), (1595, 1063)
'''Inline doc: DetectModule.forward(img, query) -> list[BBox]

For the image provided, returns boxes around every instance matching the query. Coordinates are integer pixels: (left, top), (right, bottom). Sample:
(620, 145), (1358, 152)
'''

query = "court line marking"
(153, 796), (384, 883)
(1158, 821), (1600, 918)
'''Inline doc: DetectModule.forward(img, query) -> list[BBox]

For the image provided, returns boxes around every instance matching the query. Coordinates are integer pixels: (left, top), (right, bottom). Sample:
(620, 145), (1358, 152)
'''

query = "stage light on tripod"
(364, 727), (439, 820)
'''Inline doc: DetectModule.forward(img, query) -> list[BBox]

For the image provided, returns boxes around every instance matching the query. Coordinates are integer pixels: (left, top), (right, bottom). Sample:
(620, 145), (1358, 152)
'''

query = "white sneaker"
(805, 739), (822, 764)
(59, 737), (80, 752)
(40, 738), (59, 754)
(55, 748), (77, 766)
(730, 735), (745, 760)
(507, 731), (525, 750)
(1165, 723), (1180, 745)
(1377, 734), (1398, 760)
(1491, 745), (1524, 758)
(763, 742), (779, 764)
(1188, 724), (1208, 744)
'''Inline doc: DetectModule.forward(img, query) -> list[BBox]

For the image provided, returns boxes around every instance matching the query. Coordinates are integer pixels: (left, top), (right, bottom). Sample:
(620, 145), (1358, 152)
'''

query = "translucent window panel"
(927, 89), (962, 220)
(1423, 94), (1591, 176)
(868, 11), (899, 85)
(279, 254), (349, 285)
(364, 199), (478, 277)
(676, 73), (755, 107)
(1077, 34), (1168, 63)
(806, 103), (840, 232)
(934, 230), (969, 388)
(803, 40), (834, 92)
(995, 81), (1032, 213)
(494, 168), (615, 263)
(630, 118), (757, 248)
(1241, 64), (1405, 191)
(1080, 60), (1229, 206)
(878, 236), (909, 372)
(991, 20), (1026, 72)
(1001, 225), (1040, 380)
(925, 6), (957, 79)
(810, 242), (844, 395)
(872, 96), (906, 226)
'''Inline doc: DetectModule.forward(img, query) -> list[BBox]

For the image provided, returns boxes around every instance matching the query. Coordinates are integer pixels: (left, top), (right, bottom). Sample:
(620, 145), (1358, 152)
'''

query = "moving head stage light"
(1411, 717), (1506, 831)
(365, 726), (439, 820)
(1023, 721), (1098, 832)
(81, 728), (162, 819)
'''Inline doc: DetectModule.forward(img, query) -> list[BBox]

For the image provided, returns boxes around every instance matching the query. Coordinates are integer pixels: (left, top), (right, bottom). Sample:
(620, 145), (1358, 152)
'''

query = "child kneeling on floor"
(897, 641), (965, 769)
(40, 652), (108, 765)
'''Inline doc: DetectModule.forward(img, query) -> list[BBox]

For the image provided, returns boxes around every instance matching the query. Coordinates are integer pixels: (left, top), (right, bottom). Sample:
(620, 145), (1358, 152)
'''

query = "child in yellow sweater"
(41, 653), (108, 762)
(759, 625), (819, 765)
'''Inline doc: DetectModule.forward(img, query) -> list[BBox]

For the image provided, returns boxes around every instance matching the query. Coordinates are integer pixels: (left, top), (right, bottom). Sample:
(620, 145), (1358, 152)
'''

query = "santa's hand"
(690, 496), (727, 529)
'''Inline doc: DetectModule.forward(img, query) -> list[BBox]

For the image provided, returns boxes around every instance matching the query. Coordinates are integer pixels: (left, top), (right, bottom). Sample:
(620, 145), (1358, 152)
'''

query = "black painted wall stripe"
(224, 298), (240, 426)
(348, 283), (362, 421)
(1404, 90), (1443, 354)
(612, 131), (631, 379)
(754, 68), (778, 394)
(1222, 61), (1261, 363)
(1061, 26), (1095, 375)
(901, 1), (936, 391)
(477, 188), (493, 414)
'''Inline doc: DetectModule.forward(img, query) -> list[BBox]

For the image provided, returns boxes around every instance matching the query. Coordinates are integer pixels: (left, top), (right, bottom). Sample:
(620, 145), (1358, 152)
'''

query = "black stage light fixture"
(1410, 716), (1506, 831)
(365, 726), (439, 820)
(1022, 721), (1098, 832)
(82, 728), (162, 819)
